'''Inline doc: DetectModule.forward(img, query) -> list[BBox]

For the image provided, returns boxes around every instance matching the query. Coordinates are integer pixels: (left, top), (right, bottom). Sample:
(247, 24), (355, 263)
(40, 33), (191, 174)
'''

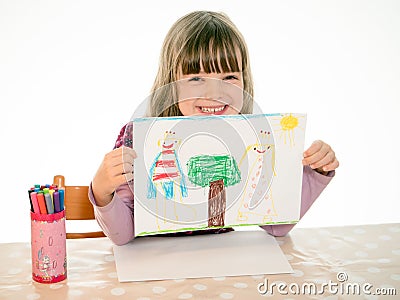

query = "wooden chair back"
(53, 175), (106, 239)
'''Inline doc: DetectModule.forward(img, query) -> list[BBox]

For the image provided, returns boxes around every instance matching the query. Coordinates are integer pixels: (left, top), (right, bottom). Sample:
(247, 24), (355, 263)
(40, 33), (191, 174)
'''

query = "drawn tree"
(186, 155), (241, 227)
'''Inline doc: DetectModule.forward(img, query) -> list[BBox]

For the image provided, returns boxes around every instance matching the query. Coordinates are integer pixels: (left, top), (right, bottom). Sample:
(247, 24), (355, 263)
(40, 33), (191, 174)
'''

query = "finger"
(121, 146), (137, 159)
(122, 162), (134, 174)
(105, 155), (125, 169)
(108, 146), (137, 159)
(113, 173), (134, 187)
(122, 150), (137, 164)
(303, 143), (330, 165)
(309, 151), (336, 170)
(124, 172), (134, 183)
(303, 140), (323, 158)
(321, 158), (340, 172)
(110, 162), (133, 177)
(105, 149), (137, 168)
(103, 150), (124, 168)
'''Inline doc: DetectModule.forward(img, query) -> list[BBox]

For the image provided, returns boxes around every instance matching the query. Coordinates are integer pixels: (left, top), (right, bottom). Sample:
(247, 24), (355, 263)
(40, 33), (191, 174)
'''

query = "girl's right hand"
(92, 146), (137, 207)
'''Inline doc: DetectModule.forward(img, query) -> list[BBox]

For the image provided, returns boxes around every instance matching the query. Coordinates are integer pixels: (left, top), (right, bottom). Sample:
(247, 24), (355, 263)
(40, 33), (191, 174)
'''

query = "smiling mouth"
(256, 149), (266, 153)
(196, 105), (228, 114)
(163, 143), (174, 149)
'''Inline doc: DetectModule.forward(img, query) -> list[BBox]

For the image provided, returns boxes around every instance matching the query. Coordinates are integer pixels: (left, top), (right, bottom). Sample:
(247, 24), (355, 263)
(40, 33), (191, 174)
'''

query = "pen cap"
(30, 211), (67, 283)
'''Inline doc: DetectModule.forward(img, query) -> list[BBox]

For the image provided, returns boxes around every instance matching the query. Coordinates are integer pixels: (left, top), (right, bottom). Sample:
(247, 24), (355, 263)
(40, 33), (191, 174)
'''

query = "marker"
(58, 189), (65, 211)
(37, 193), (47, 214)
(53, 191), (60, 213)
(44, 193), (54, 214)
(49, 189), (55, 202)
(28, 190), (34, 212)
(30, 192), (41, 214)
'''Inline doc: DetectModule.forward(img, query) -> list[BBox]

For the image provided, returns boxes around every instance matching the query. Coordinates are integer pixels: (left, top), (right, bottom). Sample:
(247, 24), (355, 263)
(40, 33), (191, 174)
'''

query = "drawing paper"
(131, 113), (306, 236)
(113, 230), (293, 282)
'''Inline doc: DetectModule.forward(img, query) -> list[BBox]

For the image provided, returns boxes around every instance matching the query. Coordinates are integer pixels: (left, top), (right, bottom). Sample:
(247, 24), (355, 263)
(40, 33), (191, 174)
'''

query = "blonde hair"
(147, 11), (254, 117)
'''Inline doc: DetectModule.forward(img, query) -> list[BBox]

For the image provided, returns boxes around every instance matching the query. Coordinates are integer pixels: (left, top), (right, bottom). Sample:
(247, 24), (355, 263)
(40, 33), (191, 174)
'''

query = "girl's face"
(177, 70), (244, 116)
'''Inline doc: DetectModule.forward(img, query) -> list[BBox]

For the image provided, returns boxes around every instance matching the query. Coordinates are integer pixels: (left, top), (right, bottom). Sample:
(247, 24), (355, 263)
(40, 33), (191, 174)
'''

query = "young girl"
(90, 11), (339, 246)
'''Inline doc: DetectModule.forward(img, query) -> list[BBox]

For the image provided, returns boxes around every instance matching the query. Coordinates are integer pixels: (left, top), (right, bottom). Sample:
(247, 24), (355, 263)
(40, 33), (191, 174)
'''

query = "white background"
(0, 0), (399, 242)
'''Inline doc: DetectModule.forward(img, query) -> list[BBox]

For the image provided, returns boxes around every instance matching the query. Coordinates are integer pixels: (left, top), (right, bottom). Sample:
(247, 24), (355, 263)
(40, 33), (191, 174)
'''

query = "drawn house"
(186, 155), (241, 227)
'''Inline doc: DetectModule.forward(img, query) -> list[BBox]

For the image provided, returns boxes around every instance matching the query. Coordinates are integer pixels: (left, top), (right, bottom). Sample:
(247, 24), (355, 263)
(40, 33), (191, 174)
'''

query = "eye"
(188, 76), (203, 82)
(223, 74), (239, 80)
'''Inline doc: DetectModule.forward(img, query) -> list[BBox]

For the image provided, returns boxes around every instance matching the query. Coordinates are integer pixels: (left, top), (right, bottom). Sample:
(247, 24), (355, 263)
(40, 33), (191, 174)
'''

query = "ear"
(157, 139), (161, 147)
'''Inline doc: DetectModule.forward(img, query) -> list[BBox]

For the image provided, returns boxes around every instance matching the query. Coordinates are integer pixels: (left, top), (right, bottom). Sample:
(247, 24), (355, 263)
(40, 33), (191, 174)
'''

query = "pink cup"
(30, 210), (67, 283)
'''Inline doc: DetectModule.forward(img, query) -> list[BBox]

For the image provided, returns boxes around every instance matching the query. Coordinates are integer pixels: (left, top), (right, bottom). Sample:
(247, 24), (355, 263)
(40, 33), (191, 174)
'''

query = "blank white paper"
(113, 230), (293, 282)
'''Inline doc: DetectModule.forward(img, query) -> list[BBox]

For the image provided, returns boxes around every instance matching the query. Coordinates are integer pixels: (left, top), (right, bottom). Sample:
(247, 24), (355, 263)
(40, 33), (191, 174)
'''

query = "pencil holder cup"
(30, 210), (67, 283)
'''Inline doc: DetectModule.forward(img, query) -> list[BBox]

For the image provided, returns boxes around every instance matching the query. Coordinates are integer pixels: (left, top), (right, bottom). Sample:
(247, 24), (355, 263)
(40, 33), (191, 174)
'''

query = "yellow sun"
(280, 114), (299, 131)
(272, 113), (304, 147)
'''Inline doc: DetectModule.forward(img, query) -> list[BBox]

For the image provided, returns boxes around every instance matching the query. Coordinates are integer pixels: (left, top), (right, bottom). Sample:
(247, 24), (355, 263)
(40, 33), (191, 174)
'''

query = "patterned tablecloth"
(0, 223), (399, 299)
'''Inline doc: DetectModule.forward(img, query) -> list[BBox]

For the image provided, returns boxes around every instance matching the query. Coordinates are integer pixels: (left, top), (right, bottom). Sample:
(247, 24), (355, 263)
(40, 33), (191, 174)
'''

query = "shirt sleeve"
(260, 165), (335, 237)
(89, 182), (135, 245)
(89, 123), (135, 245)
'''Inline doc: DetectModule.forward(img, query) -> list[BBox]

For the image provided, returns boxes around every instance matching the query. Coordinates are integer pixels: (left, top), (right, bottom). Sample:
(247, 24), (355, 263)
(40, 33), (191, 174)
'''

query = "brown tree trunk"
(208, 179), (226, 227)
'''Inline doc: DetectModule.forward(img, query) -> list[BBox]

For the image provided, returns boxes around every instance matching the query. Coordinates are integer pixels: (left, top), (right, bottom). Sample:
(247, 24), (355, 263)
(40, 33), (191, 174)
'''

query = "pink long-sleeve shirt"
(89, 124), (334, 245)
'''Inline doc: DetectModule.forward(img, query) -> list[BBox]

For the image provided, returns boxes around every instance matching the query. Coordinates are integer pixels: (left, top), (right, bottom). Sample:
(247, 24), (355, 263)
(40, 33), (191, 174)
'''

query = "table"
(1, 223), (399, 299)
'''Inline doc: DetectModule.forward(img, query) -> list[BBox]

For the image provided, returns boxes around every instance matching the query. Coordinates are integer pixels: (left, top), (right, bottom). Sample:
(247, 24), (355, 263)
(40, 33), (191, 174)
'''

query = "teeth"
(200, 106), (225, 113)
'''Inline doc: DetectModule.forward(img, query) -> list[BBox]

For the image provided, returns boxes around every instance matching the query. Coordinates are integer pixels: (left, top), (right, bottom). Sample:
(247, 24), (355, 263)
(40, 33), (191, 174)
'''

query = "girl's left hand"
(302, 140), (339, 175)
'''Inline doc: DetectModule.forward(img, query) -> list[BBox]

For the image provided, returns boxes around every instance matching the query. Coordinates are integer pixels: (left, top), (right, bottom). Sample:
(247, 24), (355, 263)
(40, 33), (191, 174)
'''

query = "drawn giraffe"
(237, 129), (277, 223)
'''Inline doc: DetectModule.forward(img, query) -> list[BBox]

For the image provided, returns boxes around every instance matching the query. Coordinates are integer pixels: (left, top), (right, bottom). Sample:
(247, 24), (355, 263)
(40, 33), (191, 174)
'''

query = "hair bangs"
(180, 21), (243, 75)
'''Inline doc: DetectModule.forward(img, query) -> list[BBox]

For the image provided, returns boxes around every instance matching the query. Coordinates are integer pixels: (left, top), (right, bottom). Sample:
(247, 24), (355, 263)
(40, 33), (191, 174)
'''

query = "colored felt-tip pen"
(49, 189), (55, 201)
(28, 190), (34, 212)
(53, 191), (60, 213)
(30, 192), (41, 214)
(44, 193), (54, 214)
(36, 193), (47, 214)
(58, 189), (65, 211)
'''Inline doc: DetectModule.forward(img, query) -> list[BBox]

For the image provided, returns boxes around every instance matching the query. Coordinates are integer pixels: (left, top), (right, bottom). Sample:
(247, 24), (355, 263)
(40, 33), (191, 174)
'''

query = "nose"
(204, 78), (223, 101)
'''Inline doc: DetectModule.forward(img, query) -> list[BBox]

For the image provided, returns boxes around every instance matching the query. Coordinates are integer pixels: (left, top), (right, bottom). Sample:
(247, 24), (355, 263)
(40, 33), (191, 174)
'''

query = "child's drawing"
(272, 113), (305, 147)
(236, 130), (277, 223)
(147, 130), (195, 230)
(187, 154), (241, 227)
(132, 114), (306, 236)
(147, 130), (187, 200)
